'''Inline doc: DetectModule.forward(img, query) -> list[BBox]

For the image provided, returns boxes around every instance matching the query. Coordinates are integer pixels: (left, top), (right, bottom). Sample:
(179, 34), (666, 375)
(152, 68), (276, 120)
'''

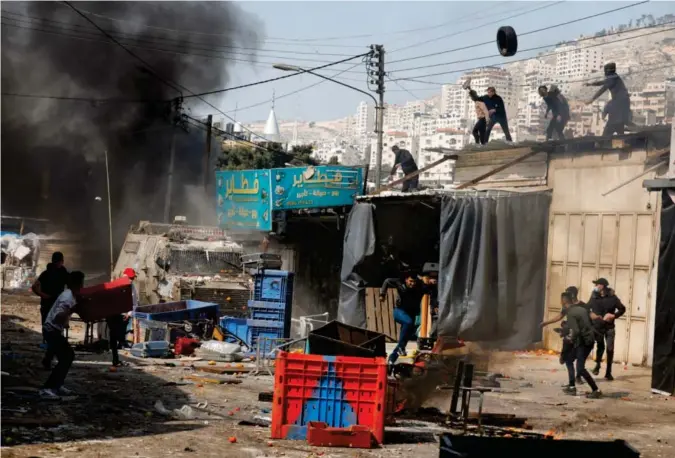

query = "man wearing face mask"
(586, 278), (626, 380)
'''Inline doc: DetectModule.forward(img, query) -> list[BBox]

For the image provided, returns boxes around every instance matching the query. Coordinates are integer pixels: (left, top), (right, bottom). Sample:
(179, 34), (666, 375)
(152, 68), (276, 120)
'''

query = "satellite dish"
(497, 26), (518, 57)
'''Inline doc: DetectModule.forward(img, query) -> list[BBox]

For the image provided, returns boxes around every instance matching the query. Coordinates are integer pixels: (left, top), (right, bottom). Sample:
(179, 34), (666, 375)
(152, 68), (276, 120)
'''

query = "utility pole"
(370, 44), (386, 191)
(203, 114), (213, 192)
(163, 125), (177, 224)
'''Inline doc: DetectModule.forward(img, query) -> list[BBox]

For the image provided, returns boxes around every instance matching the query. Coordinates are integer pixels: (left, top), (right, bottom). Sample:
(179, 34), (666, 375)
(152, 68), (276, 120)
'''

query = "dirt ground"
(2, 292), (674, 458)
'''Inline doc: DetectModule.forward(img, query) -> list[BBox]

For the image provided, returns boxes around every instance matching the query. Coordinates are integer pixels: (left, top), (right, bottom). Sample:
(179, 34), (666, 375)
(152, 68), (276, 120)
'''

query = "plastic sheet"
(436, 191), (551, 349)
(651, 190), (675, 395)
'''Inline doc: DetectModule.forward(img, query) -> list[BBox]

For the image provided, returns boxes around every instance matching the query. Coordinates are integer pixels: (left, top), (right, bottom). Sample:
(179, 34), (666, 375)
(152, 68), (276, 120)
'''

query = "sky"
(188, 1), (675, 124)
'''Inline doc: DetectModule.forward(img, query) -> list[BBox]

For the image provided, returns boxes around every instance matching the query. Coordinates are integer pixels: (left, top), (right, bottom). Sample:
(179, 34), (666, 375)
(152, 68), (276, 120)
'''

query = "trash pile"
(0, 232), (40, 290)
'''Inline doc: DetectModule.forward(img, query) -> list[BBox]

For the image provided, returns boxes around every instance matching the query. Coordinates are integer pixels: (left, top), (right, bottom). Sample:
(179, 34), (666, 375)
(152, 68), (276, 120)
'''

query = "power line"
(1, 54), (369, 105)
(391, 25), (675, 84)
(388, 0), (649, 64)
(64, 2), (513, 45)
(192, 62), (364, 117)
(386, 76), (424, 101)
(0, 18), (365, 70)
(0, 10), (360, 60)
(390, 1), (566, 54)
(389, 20), (675, 74)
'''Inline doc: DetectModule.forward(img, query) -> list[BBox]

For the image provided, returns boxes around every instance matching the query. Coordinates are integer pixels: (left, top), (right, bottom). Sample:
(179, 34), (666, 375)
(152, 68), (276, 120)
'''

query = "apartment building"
(355, 101), (374, 137)
(631, 81), (667, 124)
(555, 42), (604, 82)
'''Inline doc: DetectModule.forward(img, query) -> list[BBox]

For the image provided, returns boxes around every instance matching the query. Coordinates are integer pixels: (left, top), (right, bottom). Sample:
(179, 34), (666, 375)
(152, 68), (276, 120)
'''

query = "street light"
(273, 63), (383, 189)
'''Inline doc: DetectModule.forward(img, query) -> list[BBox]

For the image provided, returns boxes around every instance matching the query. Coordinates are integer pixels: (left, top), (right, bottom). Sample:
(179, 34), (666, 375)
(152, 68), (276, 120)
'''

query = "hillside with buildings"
(230, 16), (674, 186)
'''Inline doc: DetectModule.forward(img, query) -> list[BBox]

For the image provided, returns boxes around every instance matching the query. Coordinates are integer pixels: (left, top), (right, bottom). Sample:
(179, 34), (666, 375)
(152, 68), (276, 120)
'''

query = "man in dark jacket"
(380, 274), (433, 364)
(563, 291), (602, 398)
(389, 145), (419, 192)
(585, 62), (632, 136)
(586, 278), (626, 380)
(483, 87), (513, 143)
(539, 85), (570, 140)
(32, 252), (69, 369)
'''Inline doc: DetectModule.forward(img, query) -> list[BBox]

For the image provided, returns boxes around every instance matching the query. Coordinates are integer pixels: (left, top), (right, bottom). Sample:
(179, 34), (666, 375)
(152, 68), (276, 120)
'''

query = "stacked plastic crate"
(271, 351), (388, 447)
(220, 269), (294, 355)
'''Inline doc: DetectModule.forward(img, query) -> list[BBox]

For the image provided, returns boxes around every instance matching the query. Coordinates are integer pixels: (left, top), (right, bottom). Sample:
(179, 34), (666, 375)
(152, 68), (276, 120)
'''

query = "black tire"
(497, 26), (518, 57)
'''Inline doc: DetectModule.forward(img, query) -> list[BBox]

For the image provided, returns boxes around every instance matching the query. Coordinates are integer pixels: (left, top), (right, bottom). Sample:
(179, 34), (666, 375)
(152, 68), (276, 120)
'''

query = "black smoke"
(1, 2), (261, 271)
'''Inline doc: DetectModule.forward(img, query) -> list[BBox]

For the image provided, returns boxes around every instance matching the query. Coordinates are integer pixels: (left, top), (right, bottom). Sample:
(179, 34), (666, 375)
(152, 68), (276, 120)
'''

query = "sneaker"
(57, 386), (75, 396)
(562, 386), (577, 395)
(604, 374), (614, 381)
(591, 366), (600, 376)
(586, 390), (603, 399)
(40, 388), (60, 400)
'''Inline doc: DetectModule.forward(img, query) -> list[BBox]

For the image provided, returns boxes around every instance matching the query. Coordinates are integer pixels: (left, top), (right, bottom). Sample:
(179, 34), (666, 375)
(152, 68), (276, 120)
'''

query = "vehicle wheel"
(497, 26), (517, 57)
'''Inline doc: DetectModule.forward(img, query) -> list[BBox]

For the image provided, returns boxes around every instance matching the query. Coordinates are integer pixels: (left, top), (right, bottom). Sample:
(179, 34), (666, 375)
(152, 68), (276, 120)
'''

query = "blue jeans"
(390, 308), (415, 363)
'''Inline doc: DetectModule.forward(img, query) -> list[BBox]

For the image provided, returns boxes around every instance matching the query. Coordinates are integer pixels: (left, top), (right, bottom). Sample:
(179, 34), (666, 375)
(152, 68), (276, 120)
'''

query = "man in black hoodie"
(483, 86), (513, 143)
(32, 252), (69, 369)
(586, 278), (626, 380)
(539, 85), (570, 141)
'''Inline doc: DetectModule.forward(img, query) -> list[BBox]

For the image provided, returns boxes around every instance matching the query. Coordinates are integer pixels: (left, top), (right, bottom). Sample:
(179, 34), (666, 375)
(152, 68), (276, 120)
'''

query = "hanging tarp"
(436, 191), (551, 349)
(337, 191), (552, 350)
(652, 190), (675, 395)
(337, 203), (376, 327)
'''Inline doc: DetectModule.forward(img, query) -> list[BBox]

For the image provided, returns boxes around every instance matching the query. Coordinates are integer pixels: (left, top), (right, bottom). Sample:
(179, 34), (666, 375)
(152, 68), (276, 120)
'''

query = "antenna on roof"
(272, 90), (276, 110)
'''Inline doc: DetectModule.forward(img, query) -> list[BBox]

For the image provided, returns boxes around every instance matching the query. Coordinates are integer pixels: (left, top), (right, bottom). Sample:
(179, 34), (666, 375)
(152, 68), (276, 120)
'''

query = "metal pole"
(375, 45), (385, 191)
(104, 150), (113, 281)
(203, 114), (213, 191)
(163, 126), (177, 224)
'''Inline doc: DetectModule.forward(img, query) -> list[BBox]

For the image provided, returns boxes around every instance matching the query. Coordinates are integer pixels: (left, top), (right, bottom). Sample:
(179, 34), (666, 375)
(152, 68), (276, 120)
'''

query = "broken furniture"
(133, 300), (219, 343)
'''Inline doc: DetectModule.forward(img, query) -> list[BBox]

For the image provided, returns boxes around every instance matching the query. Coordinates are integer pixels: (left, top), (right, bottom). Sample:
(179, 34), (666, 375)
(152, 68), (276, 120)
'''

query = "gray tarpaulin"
(437, 191), (552, 349)
(338, 203), (376, 326)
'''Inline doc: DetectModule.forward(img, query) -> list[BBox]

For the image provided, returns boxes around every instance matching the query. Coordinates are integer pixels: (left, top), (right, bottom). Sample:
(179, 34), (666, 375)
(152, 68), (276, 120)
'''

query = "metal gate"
(544, 211), (656, 366)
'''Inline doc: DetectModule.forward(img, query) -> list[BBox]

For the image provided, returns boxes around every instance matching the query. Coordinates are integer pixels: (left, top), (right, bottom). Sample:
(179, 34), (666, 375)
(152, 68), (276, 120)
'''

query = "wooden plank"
(372, 154), (458, 194)
(380, 289), (392, 338)
(365, 289), (378, 333)
(455, 148), (535, 189)
(387, 289), (398, 341)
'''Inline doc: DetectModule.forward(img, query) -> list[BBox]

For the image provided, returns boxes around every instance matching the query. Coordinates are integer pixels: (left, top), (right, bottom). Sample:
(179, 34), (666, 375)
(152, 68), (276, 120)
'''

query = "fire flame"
(544, 428), (564, 440)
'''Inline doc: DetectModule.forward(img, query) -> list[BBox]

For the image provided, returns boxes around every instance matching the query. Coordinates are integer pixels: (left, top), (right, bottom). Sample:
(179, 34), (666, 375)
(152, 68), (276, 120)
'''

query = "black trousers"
(43, 330), (74, 390)
(565, 343), (599, 390)
(472, 118), (487, 144)
(107, 315), (127, 366)
(603, 122), (625, 136)
(594, 327), (615, 375)
(401, 175), (419, 192)
(486, 116), (513, 142)
(40, 303), (56, 366)
(546, 117), (568, 140)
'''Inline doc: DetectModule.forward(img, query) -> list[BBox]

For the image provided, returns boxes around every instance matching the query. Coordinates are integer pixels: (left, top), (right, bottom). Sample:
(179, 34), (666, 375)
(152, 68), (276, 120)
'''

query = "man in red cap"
(106, 268), (137, 366)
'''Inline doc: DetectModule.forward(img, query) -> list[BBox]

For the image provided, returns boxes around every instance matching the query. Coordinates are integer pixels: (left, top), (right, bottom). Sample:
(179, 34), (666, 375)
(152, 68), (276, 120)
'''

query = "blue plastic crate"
(247, 321), (285, 356)
(252, 270), (294, 304)
(248, 300), (289, 322)
(219, 316), (248, 344)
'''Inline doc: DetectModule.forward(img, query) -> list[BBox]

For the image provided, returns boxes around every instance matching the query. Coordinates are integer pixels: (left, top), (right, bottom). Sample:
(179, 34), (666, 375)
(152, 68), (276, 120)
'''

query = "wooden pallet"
(364, 288), (400, 342)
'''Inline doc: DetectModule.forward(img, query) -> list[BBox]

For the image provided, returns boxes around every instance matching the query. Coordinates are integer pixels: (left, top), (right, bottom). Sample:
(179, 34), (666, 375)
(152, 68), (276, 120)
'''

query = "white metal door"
(544, 211), (656, 365)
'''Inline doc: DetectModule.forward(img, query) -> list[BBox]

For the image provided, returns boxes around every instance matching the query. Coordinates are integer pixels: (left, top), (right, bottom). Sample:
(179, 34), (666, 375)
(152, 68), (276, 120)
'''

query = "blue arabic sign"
(215, 170), (273, 231)
(271, 166), (363, 210)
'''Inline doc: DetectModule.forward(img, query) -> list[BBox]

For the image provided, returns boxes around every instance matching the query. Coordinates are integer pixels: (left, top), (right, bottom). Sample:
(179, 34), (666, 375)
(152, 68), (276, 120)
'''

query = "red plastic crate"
(77, 277), (133, 322)
(306, 422), (375, 449)
(271, 351), (388, 444)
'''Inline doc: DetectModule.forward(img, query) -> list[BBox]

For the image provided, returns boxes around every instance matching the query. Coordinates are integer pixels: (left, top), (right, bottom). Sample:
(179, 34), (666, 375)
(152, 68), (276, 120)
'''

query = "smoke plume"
(1, 2), (262, 271)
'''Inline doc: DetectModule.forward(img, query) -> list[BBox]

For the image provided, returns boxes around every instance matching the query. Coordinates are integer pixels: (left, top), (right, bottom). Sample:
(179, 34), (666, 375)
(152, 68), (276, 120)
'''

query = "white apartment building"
(368, 131), (420, 170)
(355, 101), (374, 137)
(631, 81), (667, 124)
(382, 104), (405, 132)
(417, 128), (464, 186)
(555, 43), (604, 82)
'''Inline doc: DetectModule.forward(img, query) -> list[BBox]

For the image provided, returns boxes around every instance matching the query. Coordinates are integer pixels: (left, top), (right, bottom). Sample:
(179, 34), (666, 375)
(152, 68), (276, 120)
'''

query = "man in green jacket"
(562, 291), (602, 398)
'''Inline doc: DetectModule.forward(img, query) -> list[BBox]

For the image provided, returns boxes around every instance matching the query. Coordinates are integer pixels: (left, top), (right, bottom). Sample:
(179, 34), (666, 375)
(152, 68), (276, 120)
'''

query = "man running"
(587, 278), (625, 381)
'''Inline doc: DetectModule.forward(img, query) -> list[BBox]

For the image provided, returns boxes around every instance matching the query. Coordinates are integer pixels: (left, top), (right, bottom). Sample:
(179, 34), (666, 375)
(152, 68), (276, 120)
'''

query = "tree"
(328, 156), (340, 165)
(217, 142), (318, 170)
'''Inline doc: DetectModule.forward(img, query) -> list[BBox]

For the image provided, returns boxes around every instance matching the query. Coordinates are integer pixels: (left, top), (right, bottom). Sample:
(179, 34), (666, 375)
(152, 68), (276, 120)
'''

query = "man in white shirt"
(41, 271), (85, 399)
